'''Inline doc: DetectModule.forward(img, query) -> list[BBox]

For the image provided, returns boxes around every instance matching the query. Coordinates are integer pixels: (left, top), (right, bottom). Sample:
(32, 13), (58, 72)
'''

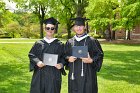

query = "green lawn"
(0, 39), (140, 93)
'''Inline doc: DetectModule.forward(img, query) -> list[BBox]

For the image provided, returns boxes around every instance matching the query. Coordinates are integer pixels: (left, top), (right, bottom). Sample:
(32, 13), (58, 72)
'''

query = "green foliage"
(54, 33), (62, 38)
(5, 21), (21, 38)
(120, 0), (140, 30)
(88, 32), (94, 36)
(61, 33), (68, 39)
(86, 0), (140, 40)
(93, 34), (101, 39)
(3, 0), (140, 39)
(71, 31), (75, 37)
(21, 24), (40, 38)
(0, 1), (5, 11)
(0, 1), (12, 27)
(86, 0), (119, 32)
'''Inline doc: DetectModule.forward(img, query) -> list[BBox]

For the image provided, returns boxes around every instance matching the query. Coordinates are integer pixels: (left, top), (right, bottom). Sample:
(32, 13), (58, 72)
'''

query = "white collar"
(74, 34), (89, 41)
(43, 37), (57, 43)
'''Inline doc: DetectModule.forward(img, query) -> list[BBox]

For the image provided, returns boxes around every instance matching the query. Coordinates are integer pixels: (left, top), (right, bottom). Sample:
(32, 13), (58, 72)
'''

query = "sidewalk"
(98, 39), (140, 44)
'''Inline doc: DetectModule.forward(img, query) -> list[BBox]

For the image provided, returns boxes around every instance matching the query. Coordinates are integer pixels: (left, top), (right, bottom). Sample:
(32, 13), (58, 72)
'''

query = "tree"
(120, 0), (140, 40)
(86, 0), (120, 40)
(58, 0), (75, 38)
(0, 1), (16, 37)
(6, 21), (21, 38)
(0, 1), (6, 28)
(59, 0), (89, 38)
(74, 0), (89, 17)
(12, 0), (54, 38)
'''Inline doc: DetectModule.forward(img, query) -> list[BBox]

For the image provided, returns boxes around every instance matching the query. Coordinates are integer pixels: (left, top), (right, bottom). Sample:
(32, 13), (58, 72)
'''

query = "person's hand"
(68, 56), (77, 63)
(55, 63), (63, 69)
(37, 61), (45, 68)
(81, 53), (93, 63)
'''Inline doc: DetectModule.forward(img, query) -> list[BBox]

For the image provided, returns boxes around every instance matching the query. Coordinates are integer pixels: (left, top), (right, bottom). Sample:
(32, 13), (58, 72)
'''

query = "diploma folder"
(72, 46), (88, 58)
(43, 53), (58, 66)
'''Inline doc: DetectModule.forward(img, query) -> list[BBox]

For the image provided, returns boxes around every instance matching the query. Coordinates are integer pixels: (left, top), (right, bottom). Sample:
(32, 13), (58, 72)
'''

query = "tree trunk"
(77, 0), (82, 17)
(76, 0), (85, 17)
(0, 17), (3, 28)
(12, 32), (14, 38)
(67, 27), (71, 39)
(126, 30), (131, 40)
(67, 23), (72, 39)
(38, 5), (45, 39)
(106, 24), (112, 41)
(108, 29), (112, 40)
(112, 31), (115, 40)
(86, 22), (89, 33)
(40, 20), (44, 38)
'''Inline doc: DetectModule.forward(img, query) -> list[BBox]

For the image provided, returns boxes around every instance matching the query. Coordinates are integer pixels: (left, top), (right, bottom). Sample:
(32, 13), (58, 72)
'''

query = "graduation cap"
(70, 17), (90, 33)
(43, 17), (60, 25)
(43, 17), (60, 33)
(70, 17), (89, 26)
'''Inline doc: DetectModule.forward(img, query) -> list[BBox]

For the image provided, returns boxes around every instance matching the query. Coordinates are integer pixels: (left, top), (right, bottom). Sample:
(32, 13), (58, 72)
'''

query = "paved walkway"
(0, 39), (139, 44)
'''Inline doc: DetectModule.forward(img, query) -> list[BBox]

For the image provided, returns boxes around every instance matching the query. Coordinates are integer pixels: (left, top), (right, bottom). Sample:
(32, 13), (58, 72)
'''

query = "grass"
(98, 44), (140, 93)
(0, 39), (140, 93)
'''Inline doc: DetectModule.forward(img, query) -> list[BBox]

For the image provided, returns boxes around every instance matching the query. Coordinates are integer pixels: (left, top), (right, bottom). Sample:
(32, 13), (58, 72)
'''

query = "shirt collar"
(74, 33), (89, 41)
(43, 37), (57, 43)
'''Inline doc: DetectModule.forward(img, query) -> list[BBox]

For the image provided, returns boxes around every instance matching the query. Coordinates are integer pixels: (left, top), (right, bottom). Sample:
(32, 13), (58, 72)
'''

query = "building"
(115, 24), (140, 40)
(131, 24), (140, 39)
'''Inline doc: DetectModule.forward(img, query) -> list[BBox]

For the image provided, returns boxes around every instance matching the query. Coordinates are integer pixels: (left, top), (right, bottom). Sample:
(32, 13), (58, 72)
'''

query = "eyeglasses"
(45, 27), (55, 30)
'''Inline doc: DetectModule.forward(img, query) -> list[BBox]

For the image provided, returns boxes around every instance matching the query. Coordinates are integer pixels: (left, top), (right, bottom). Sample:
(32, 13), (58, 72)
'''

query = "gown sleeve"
(57, 42), (67, 75)
(64, 40), (72, 70)
(28, 41), (43, 71)
(58, 43), (66, 66)
(90, 39), (104, 72)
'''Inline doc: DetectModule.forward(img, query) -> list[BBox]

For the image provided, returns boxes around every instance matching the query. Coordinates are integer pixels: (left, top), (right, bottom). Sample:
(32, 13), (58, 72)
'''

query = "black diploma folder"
(72, 46), (88, 58)
(43, 53), (58, 66)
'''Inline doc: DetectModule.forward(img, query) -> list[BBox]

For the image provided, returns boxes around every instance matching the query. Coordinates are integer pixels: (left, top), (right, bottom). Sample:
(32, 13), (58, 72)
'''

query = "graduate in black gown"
(28, 17), (66, 93)
(65, 17), (104, 93)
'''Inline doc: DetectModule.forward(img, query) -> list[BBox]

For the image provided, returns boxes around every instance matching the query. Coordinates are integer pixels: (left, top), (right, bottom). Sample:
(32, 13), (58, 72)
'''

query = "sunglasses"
(45, 27), (55, 30)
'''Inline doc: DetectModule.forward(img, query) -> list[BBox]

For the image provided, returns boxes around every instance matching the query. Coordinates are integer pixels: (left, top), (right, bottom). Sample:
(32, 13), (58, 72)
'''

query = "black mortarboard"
(43, 17), (60, 33)
(70, 17), (89, 26)
(43, 17), (60, 25)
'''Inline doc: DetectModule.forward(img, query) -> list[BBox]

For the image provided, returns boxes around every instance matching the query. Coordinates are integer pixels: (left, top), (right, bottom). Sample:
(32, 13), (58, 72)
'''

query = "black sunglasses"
(45, 27), (55, 30)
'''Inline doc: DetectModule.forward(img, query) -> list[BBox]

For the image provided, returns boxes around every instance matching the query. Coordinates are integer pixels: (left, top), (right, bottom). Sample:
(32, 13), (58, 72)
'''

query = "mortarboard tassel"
(81, 61), (84, 77)
(71, 62), (75, 80)
(80, 38), (87, 77)
(71, 72), (75, 80)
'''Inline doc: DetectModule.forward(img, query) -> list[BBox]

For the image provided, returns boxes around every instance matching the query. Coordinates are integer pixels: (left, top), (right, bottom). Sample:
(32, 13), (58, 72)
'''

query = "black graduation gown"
(65, 36), (104, 93)
(28, 39), (66, 93)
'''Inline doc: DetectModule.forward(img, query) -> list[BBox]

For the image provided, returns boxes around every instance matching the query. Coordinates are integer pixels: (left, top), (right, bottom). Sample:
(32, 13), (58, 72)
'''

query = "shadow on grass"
(0, 44), (32, 93)
(98, 50), (140, 85)
(0, 61), (31, 93)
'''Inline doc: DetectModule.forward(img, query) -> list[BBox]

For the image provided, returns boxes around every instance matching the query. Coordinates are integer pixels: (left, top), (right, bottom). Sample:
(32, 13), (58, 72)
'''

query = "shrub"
(93, 34), (101, 39)
(88, 32), (94, 36)
(62, 33), (68, 39)
(71, 32), (75, 38)
(54, 34), (62, 38)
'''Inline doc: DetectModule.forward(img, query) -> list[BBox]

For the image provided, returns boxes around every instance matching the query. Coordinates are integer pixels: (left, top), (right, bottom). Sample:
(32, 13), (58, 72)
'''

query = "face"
(45, 24), (55, 37)
(73, 25), (85, 35)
